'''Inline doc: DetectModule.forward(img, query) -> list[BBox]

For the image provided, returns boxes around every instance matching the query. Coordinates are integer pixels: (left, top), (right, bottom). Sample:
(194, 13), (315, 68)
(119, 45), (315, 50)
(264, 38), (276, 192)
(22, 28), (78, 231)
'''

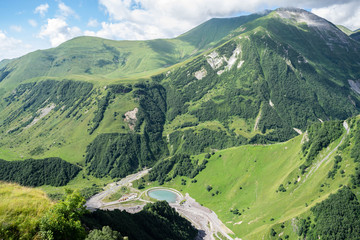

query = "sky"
(0, 0), (359, 61)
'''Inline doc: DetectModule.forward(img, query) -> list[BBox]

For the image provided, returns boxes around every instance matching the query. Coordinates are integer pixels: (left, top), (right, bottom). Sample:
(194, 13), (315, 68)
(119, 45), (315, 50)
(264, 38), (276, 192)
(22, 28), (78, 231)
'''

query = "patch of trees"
(148, 154), (208, 185)
(277, 184), (286, 192)
(300, 120), (343, 173)
(0, 68), (11, 82)
(85, 133), (156, 178)
(89, 92), (111, 134)
(39, 190), (88, 240)
(190, 96), (260, 123)
(3, 80), (93, 126)
(85, 83), (168, 178)
(169, 129), (247, 155)
(0, 157), (80, 187)
(86, 226), (124, 240)
(80, 185), (103, 200)
(108, 84), (132, 94)
(328, 155), (342, 179)
(298, 187), (360, 239)
(172, 155), (208, 179)
(81, 201), (197, 240)
(350, 120), (360, 187)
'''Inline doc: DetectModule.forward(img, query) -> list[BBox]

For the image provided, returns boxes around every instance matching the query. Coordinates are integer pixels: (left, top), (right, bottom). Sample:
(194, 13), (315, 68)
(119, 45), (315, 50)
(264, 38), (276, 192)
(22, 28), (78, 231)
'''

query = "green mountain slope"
(0, 37), (194, 90)
(149, 117), (360, 239)
(0, 14), (264, 92)
(1, 7), (360, 240)
(161, 8), (360, 154)
(0, 8), (359, 186)
(177, 12), (268, 49)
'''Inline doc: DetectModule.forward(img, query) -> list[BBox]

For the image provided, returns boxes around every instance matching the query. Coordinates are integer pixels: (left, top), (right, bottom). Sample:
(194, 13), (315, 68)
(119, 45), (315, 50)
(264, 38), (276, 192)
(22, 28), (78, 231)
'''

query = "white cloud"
(28, 19), (38, 27)
(87, 18), (99, 28)
(92, 0), (360, 40)
(34, 3), (49, 17)
(58, 2), (77, 19)
(312, 1), (360, 30)
(37, 2), (81, 47)
(10, 25), (22, 33)
(38, 18), (82, 47)
(0, 30), (33, 60)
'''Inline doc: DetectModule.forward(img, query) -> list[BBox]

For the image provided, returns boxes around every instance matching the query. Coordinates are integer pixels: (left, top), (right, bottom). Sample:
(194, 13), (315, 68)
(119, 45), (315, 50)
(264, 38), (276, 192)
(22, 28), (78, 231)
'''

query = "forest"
(85, 83), (168, 178)
(82, 201), (197, 240)
(0, 157), (80, 187)
(298, 187), (360, 239)
(148, 154), (209, 184)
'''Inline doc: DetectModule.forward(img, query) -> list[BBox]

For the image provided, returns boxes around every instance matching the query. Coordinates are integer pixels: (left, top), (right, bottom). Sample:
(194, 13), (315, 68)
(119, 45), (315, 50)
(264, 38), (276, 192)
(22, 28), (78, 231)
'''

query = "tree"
(39, 189), (88, 240)
(86, 226), (123, 240)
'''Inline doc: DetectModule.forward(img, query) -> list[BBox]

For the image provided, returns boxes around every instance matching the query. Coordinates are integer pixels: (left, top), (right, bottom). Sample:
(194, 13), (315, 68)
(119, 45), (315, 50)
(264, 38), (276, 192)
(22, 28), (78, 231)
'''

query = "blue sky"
(0, 0), (359, 60)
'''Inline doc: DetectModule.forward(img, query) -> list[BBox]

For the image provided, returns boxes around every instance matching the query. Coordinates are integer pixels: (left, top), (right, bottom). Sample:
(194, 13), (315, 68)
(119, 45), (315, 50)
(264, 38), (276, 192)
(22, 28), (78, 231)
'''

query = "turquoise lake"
(148, 189), (178, 203)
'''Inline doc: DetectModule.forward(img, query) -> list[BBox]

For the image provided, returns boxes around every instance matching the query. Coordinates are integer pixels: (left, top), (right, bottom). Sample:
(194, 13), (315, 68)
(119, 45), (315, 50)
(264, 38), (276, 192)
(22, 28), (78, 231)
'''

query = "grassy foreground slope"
(0, 182), (53, 239)
(157, 118), (358, 239)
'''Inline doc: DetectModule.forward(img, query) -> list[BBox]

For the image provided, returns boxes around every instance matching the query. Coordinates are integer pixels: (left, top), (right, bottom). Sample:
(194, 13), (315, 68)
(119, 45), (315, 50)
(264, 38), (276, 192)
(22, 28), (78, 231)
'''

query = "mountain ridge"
(0, 8), (359, 167)
(1, 7), (360, 240)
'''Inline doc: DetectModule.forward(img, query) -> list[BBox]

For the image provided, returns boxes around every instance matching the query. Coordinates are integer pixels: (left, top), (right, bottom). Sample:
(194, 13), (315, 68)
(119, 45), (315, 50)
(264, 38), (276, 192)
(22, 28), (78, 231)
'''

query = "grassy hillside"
(148, 117), (359, 239)
(160, 8), (360, 155)
(0, 37), (192, 90)
(0, 182), (53, 239)
(0, 14), (265, 92)
(0, 8), (359, 190)
(177, 12), (267, 49)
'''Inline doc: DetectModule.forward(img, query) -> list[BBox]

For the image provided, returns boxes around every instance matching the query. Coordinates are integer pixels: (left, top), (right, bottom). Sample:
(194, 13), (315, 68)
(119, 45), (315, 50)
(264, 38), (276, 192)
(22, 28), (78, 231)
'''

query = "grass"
(154, 128), (354, 239)
(229, 116), (259, 138)
(0, 182), (53, 239)
(0, 81), (139, 164)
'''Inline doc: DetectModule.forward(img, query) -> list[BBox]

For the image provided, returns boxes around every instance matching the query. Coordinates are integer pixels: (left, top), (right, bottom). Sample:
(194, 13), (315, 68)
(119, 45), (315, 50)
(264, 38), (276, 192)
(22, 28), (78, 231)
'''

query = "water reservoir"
(148, 189), (178, 203)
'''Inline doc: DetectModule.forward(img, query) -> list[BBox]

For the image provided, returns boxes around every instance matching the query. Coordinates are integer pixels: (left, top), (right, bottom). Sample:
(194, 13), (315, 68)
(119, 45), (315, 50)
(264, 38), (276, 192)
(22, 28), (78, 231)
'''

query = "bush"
(86, 226), (123, 240)
(39, 190), (88, 240)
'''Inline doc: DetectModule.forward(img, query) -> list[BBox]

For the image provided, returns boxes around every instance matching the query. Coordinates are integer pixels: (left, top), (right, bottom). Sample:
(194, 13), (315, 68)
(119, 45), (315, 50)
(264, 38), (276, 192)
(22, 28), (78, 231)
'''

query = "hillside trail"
(292, 120), (350, 193)
(85, 169), (234, 240)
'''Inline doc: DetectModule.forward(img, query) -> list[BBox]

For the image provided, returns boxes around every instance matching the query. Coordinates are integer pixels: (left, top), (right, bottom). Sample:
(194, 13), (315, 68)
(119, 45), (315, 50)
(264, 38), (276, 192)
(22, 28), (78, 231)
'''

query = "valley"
(85, 169), (233, 240)
(1, 6), (360, 240)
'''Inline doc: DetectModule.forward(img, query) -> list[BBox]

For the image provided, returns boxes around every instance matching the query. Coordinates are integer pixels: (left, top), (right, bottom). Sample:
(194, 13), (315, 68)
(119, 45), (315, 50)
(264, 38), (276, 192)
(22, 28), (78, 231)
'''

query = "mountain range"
(1, 7), (360, 240)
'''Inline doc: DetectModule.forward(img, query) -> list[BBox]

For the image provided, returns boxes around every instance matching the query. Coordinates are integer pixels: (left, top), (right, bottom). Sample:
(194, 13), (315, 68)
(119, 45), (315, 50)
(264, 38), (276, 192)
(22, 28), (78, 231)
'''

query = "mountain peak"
(274, 7), (354, 48)
(275, 7), (329, 28)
